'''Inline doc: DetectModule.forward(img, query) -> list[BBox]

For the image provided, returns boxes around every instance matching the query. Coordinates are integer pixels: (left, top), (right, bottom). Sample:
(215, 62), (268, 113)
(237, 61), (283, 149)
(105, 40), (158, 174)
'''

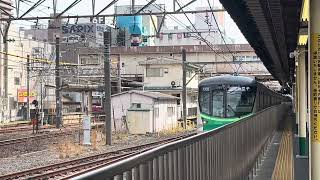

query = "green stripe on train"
(201, 113), (254, 131)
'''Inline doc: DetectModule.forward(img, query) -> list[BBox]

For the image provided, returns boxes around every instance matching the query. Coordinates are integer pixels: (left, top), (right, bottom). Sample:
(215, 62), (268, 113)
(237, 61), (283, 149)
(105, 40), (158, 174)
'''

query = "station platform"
(255, 113), (309, 180)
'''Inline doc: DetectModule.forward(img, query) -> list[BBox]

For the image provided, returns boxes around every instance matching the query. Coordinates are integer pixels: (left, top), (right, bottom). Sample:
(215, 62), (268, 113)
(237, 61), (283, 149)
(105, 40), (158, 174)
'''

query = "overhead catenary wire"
(205, 0), (245, 73)
(8, 1), (240, 76)
(174, 0), (236, 73)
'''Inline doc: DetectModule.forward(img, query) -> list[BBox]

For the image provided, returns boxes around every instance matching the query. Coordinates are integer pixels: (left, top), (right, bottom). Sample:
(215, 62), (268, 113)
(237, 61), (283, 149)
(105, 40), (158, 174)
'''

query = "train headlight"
(203, 120), (208, 124)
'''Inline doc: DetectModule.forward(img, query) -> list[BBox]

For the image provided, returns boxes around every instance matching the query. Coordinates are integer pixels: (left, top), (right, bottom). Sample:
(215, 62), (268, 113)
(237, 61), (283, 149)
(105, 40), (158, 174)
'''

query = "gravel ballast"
(0, 130), (195, 176)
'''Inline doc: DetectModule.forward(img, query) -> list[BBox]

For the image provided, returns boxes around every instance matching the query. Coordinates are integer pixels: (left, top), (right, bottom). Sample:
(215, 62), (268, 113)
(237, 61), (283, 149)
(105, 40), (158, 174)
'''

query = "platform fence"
(73, 103), (289, 180)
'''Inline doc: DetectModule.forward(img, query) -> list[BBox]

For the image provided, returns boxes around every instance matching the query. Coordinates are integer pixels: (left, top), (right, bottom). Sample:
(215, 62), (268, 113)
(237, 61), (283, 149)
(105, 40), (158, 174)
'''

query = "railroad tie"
(272, 119), (293, 180)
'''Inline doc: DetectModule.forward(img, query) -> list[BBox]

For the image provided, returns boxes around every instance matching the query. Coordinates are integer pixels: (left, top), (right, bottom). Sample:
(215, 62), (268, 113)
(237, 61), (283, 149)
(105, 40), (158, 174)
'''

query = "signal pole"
(104, 31), (112, 145)
(55, 36), (62, 128)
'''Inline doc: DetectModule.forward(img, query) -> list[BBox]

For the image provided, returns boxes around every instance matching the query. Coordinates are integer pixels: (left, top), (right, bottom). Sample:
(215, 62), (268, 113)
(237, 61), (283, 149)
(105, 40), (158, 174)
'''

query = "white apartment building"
(0, 23), (55, 122)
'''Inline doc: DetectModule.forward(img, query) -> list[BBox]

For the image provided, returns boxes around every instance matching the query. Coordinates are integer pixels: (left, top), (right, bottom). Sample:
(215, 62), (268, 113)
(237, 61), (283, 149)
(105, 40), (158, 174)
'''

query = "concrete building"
(110, 44), (270, 79)
(137, 57), (199, 119)
(111, 90), (179, 133)
(0, 23), (55, 122)
(154, 6), (234, 46)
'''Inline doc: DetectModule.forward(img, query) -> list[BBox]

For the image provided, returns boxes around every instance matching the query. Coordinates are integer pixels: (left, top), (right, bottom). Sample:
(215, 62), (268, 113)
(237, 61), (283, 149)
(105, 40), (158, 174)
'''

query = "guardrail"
(73, 104), (289, 180)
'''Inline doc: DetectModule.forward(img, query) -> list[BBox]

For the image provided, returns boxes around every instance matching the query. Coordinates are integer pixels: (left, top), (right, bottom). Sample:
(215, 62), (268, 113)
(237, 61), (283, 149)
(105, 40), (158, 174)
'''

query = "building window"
(14, 77), (20, 85)
(234, 55), (260, 62)
(80, 56), (100, 65)
(136, 103), (141, 108)
(188, 107), (197, 116)
(143, 36), (148, 42)
(167, 107), (174, 117)
(146, 68), (163, 77)
(175, 94), (181, 105)
(9, 97), (16, 110)
(252, 56), (260, 61)
(154, 108), (159, 118)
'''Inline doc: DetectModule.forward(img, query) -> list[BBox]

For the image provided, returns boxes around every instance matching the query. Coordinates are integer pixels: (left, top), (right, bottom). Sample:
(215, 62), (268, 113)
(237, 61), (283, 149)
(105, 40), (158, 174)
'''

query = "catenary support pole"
(55, 36), (62, 128)
(104, 31), (112, 145)
(297, 46), (307, 156)
(3, 21), (10, 103)
(40, 77), (44, 125)
(27, 55), (30, 122)
(310, 0), (320, 178)
(117, 54), (121, 93)
(182, 49), (187, 129)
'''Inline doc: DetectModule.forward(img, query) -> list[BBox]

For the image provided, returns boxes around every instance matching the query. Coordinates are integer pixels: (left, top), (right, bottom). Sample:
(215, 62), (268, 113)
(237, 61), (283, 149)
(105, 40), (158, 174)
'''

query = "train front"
(198, 75), (257, 131)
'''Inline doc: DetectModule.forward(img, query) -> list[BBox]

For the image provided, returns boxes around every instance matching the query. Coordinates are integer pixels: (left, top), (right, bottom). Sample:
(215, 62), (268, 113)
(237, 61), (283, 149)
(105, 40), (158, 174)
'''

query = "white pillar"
(296, 60), (300, 130)
(310, 0), (320, 178)
(297, 47), (307, 156)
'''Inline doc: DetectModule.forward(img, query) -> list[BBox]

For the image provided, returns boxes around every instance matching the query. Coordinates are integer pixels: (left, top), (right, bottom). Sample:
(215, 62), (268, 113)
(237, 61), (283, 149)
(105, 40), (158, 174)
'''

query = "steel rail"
(0, 133), (196, 180)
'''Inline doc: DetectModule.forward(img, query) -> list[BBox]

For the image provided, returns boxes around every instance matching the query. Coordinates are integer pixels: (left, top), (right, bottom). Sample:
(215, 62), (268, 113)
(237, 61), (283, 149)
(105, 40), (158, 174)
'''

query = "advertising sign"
(18, 88), (37, 103)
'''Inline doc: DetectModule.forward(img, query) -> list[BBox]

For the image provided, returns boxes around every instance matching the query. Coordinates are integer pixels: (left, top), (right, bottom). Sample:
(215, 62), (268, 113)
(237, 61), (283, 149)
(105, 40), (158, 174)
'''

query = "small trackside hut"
(111, 90), (179, 133)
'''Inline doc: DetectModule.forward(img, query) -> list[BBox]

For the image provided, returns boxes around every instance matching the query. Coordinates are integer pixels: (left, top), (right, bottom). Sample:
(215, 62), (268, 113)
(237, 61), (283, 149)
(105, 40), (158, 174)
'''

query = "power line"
(174, 0), (236, 72)
(205, 0), (245, 73)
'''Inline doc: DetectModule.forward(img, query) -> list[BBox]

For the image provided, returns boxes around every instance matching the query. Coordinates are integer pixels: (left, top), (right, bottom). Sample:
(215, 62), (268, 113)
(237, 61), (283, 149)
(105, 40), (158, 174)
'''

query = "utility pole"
(182, 49), (187, 129)
(117, 55), (121, 94)
(55, 36), (62, 128)
(40, 75), (44, 125)
(3, 21), (11, 116)
(27, 55), (30, 122)
(104, 31), (112, 145)
(131, 0), (135, 13)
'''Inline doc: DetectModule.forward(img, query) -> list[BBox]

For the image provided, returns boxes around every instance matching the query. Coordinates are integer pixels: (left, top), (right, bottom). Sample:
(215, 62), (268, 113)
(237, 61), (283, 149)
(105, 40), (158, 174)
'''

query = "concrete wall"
(143, 64), (180, 87)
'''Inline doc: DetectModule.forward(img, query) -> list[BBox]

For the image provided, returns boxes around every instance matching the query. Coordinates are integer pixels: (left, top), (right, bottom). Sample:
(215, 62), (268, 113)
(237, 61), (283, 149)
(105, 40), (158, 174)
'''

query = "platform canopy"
(219, 0), (302, 84)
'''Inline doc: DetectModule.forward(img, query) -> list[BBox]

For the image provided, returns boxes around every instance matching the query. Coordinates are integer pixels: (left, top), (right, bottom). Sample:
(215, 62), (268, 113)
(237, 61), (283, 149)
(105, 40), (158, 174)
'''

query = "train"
(198, 75), (291, 131)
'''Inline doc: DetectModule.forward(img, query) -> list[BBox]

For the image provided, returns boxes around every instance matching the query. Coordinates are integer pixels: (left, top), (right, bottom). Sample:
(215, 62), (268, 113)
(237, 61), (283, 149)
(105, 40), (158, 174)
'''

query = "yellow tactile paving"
(272, 120), (294, 180)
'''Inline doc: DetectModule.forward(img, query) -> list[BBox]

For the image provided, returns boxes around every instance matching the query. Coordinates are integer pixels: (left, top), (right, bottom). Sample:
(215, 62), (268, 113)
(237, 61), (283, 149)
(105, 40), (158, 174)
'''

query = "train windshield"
(226, 86), (255, 117)
(212, 90), (224, 117)
(199, 85), (256, 118)
(199, 90), (210, 114)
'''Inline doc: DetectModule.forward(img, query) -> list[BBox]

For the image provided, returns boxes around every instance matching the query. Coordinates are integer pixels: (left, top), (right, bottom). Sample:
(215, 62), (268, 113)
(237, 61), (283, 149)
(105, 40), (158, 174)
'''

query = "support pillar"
(296, 60), (300, 133)
(88, 91), (92, 115)
(310, 0), (320, 178)
(297, 47), (307, 156)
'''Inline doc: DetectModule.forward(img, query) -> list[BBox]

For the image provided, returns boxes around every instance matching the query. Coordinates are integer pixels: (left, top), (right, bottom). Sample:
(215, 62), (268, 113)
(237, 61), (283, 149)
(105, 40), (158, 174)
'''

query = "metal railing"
(73, 104), (289, 180)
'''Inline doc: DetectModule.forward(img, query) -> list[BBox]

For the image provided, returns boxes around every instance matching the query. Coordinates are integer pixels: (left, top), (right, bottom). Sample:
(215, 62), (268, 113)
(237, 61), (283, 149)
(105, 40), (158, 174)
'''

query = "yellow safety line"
(272, 119), (294, 180)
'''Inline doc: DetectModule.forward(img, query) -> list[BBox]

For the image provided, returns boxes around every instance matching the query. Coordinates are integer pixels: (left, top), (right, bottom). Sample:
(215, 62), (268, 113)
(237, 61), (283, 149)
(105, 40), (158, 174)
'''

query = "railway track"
(0, 130), (76, 147)
(0, 123), (82, 134)
(0, 133), (196, 180)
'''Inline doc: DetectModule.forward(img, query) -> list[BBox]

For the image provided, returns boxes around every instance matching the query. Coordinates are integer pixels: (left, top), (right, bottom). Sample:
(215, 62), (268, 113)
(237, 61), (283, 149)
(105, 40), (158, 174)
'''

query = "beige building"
(0, 23), (55, 122)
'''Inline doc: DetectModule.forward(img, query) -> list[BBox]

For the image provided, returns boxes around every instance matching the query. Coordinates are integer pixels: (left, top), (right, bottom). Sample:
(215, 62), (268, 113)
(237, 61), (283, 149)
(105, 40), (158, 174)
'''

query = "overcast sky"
(14, 0), (247, 43)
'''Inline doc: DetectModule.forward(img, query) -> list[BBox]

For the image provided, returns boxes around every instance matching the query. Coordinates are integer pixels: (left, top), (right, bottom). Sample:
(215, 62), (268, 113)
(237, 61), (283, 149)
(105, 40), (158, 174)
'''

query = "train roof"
(199, 75), (257, 86)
